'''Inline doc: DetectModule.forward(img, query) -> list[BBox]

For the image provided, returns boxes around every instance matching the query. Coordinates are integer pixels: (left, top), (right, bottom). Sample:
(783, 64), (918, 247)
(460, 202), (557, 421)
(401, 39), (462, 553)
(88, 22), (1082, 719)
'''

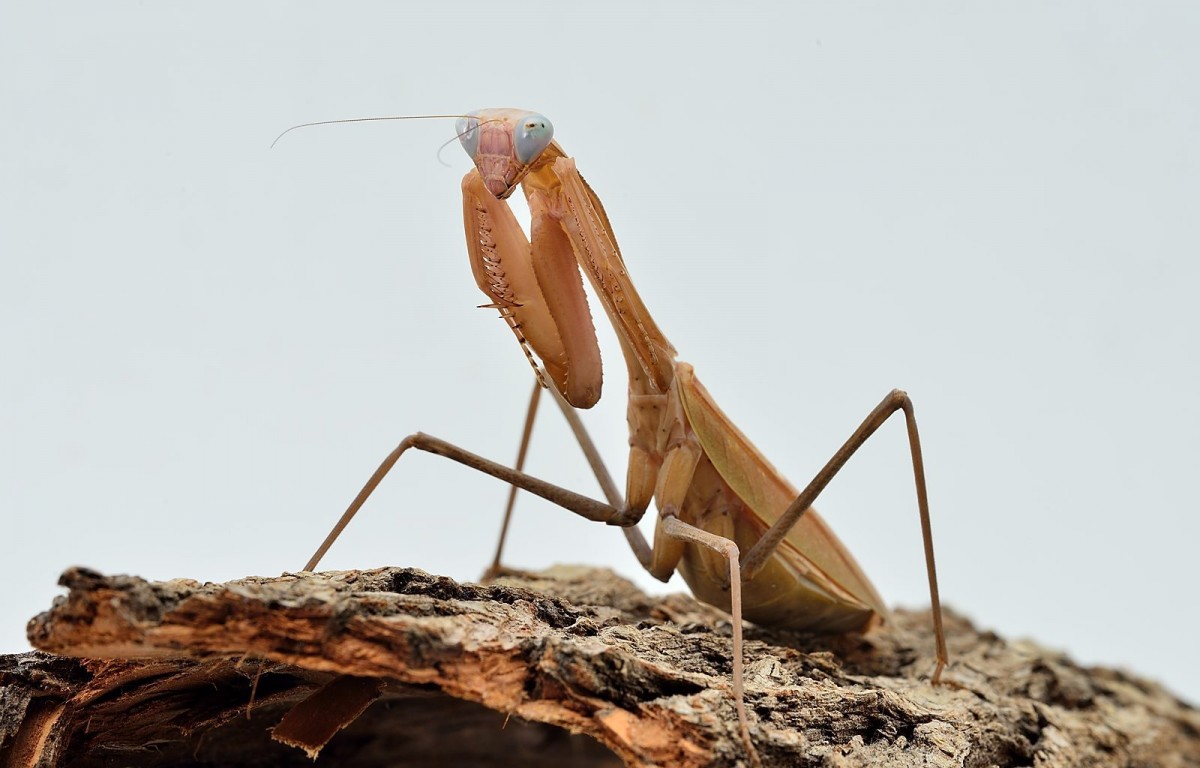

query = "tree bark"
(2, 564), (1197, 767)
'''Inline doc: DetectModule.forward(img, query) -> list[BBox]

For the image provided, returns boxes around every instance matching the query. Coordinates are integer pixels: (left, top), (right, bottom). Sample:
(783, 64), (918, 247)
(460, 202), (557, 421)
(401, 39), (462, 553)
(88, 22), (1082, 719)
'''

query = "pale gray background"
(3, 3), (1197, 703)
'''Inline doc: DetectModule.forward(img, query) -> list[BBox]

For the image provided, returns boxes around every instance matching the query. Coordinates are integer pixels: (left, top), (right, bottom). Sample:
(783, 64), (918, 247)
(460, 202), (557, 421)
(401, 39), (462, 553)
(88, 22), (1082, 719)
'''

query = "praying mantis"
(298, 108), (949, 766)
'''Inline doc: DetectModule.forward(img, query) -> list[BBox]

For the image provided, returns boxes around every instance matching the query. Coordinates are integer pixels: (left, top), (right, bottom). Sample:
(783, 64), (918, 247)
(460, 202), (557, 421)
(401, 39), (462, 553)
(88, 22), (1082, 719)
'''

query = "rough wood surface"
(2, 565), (1198, 767)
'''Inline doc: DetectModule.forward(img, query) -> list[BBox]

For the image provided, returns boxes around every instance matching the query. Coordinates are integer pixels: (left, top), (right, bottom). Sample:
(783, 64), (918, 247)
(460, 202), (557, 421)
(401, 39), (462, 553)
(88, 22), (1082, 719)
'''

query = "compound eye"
(456, 112), (481, 158)
(513, 113), (553, 165)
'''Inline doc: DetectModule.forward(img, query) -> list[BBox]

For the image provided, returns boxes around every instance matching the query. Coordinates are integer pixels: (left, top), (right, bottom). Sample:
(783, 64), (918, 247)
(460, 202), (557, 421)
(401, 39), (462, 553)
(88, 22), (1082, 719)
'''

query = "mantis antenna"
(270, 113), (482, 149)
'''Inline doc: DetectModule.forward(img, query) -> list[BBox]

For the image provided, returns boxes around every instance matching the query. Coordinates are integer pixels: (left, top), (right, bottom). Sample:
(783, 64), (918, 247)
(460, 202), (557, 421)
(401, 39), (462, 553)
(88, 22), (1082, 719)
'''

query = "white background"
(3, 3), (1197, 704)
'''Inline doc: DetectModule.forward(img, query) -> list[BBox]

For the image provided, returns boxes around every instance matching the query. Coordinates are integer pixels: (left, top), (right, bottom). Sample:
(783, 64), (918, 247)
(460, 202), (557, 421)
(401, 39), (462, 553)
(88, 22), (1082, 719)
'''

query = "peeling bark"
(2, 565), (1198, 767)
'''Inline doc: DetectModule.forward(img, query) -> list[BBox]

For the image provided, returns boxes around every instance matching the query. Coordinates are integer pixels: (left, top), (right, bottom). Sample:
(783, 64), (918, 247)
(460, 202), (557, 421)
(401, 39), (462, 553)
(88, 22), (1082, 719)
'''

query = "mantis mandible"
(299, 108), (949, 766)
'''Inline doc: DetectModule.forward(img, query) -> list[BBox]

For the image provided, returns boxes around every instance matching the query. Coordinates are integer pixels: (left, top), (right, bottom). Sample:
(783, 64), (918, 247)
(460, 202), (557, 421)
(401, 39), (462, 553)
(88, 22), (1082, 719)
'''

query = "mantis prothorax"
(298, 108), (949, 767)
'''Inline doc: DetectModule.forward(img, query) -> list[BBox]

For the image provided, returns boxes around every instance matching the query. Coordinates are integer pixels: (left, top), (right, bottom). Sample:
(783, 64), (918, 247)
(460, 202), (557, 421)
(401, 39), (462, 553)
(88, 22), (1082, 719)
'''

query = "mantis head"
(456, 109), (554, 199)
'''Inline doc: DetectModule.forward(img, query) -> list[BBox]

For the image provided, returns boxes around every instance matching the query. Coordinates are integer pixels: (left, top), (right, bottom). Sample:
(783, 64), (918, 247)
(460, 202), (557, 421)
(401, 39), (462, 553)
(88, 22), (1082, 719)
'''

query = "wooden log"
(2, 564), (1198, 767)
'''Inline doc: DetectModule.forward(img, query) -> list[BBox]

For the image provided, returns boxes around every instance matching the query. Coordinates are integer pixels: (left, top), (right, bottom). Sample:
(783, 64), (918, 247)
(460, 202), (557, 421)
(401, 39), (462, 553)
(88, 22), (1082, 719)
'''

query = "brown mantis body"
(303, 108), (948, 765)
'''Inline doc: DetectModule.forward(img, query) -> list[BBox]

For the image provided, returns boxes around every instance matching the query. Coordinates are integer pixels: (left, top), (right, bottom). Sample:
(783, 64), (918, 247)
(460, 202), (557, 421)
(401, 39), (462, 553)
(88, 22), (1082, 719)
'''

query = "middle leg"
(304, 431), (636, 572)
